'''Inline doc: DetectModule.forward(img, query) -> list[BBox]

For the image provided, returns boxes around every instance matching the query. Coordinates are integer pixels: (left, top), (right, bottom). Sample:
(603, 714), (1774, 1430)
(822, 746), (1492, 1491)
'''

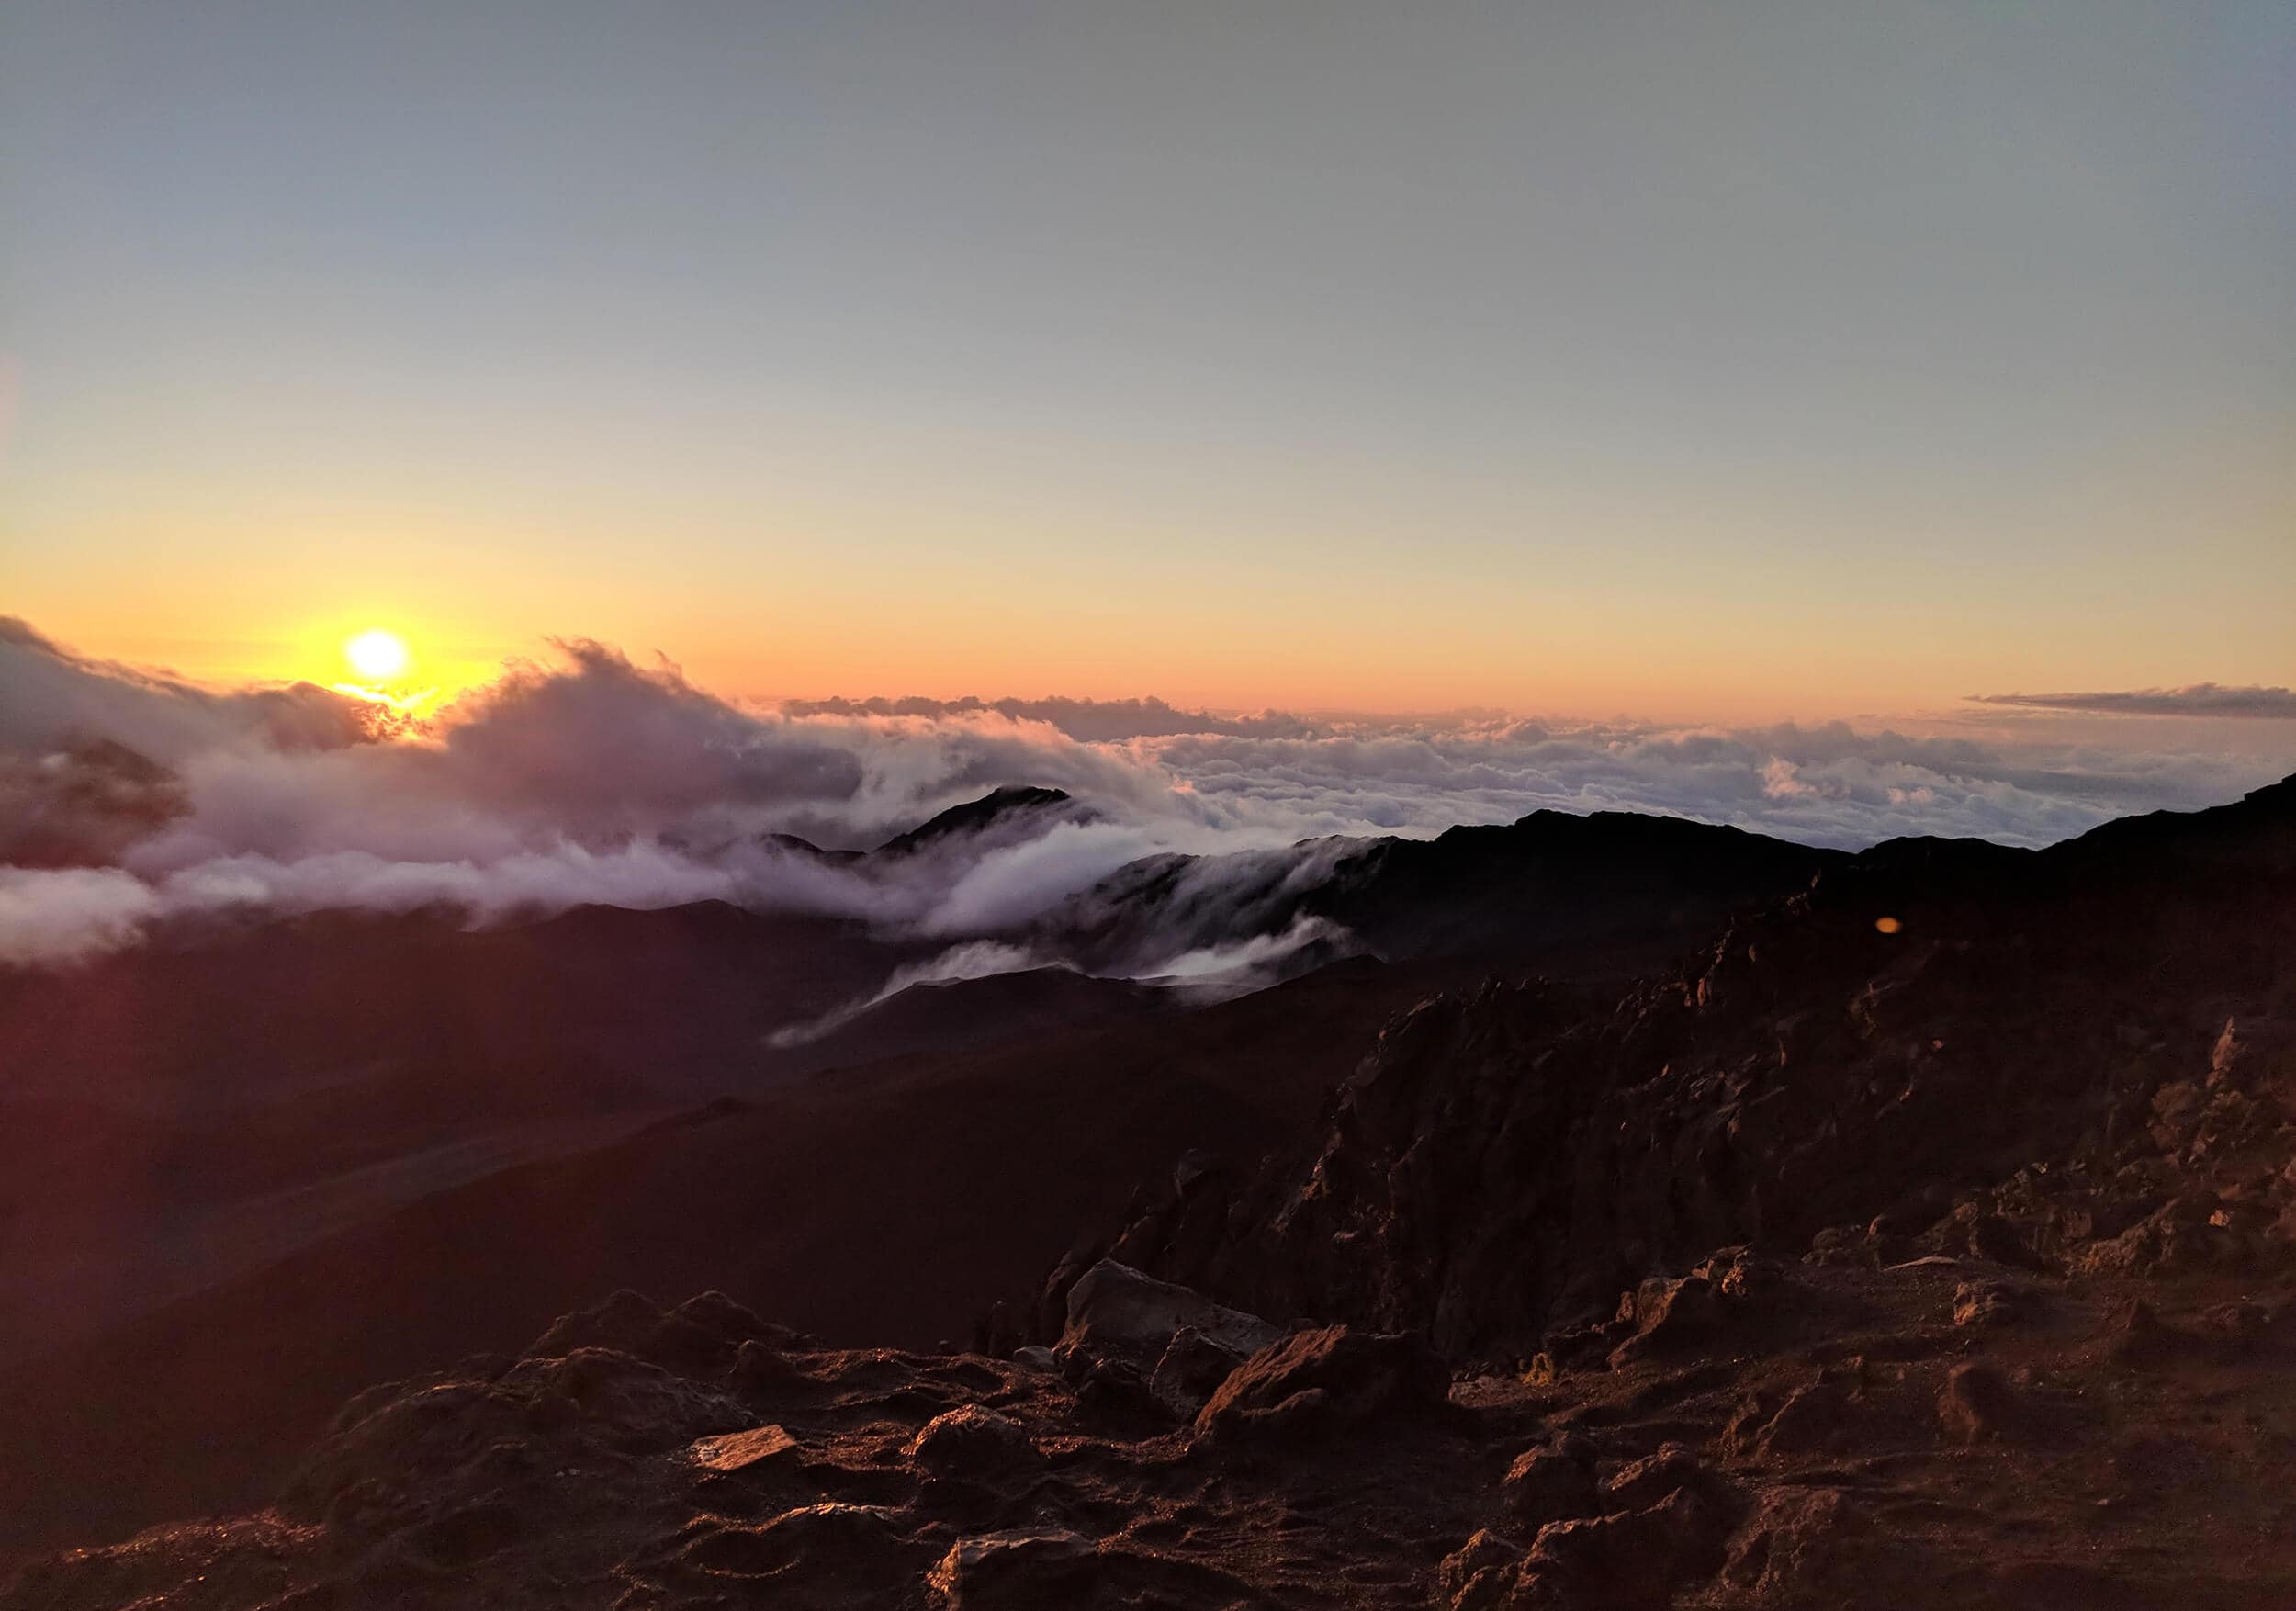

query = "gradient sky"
(3, 1), (2290, 717)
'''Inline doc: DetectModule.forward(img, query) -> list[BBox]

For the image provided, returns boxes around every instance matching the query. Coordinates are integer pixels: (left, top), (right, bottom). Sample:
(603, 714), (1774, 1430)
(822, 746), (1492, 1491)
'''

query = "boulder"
(529, 1290), (793, 1373)
(2072, 1200), (2227, 1279)
(527, 1289), (665, 1361)
(2097, 1298), (2181, 1368)
(1966, 1213), (2043, 1269)
(1606, 1273), (1716, 1368)
(1937, 1361), (2019, 1445)
(1437, 1528), (1524, 1611)
(1606, 1247), (1780, 1369)
(1720, 1486), (1864, 1600)
(1522, 1484), (1733, 1605)
(1953, 1279), (2037, 1329)
(677, 1502), (915, 1579)
(1602, 1442), (1732, 1511)
(905, 1406), (1038, 1479)
(732, 1337), (815, 1395)
(689, 1423), (802, 1477)
(1057, 1261), (1282, 1367)
(1806, 1222), (1876, 1267)
(1147, 1326), (1247, 1419)
(1192, 1326), (1447, 1444)
(1075, 1357), (1158, 1422)
(1921, 1204), (2043, 1268)
(1501, 1440), (1599, 1528)
(927, 1527), (1097, 1606)
(2148, 1082), (2208, 1151)
(285, 1347), (748, 1522)
(2211, 1016), (2296, 1092)
(2200, 1300), (2272, 1348)
(1750, 1381), (1849, 1457)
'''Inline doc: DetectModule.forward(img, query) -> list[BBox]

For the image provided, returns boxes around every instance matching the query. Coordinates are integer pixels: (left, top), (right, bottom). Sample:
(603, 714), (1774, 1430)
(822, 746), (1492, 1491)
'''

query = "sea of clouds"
(3, 616), (2290, 968)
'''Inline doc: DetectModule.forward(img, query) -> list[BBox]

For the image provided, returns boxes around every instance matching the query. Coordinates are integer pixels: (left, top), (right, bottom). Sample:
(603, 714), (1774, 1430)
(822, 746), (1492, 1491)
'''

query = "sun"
(344, 628), (411, 682)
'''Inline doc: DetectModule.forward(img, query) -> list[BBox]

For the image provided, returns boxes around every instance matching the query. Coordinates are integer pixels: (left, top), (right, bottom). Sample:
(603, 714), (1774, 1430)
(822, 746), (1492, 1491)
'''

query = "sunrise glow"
(344, 629), (411, 683)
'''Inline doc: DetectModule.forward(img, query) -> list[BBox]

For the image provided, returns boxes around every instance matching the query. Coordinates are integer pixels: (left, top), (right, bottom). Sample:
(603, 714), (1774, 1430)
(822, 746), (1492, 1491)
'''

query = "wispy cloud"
(764, 940), (1058, 1049)
(1970, 684), (2296, 719)
(782, 693), (1322, 743)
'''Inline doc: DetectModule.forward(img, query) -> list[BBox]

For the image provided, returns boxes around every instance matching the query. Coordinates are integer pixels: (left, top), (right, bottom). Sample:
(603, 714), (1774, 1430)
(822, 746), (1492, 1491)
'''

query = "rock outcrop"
(1190, 1324), (1447, 1443)
(1075, 778), (2296, 1366)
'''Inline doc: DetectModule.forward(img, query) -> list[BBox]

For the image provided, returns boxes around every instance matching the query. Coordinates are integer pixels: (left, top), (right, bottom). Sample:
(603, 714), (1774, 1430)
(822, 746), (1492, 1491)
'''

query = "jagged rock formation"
(1078, 779), (2296, 1363)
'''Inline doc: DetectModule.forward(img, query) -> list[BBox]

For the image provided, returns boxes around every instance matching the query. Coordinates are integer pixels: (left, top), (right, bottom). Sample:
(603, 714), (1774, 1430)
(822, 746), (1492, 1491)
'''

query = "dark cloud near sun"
(1971, 684), (2296, 719)
(0, 740), (190, 870)
(0, 616), (385, 759)
(438, 639), (868, 828)
(0, 619), (382, 870)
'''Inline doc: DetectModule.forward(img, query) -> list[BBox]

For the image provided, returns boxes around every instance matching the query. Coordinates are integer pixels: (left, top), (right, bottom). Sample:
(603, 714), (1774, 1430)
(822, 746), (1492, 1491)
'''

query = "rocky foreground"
(10, 779), (2296, 1608)
(19, 991), (2296, 1611)
(12, 1227), (2296, 1611)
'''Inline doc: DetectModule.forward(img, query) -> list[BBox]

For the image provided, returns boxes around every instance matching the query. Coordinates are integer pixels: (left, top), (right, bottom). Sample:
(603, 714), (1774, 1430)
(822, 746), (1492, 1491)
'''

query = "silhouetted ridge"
(875, 784), (1075, 855)
(1078, 770), (2296, 1358)
(761, 830), (863, 864)
(1302, 806), (1845, 967)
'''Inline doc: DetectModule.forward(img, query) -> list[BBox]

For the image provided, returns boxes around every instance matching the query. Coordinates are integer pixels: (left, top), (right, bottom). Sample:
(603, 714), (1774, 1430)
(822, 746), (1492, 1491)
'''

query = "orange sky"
(12, 450), (2290, 727)
(5, 3), (2291, 723)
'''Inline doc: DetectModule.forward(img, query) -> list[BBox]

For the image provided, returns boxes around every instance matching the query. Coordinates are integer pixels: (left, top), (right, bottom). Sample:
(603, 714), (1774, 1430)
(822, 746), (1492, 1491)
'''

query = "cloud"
(1019, 836), (1366, 975)
(112, 640), (1201, 877)
(765, 940), (1059, 1049)
(1131, 716), (2277, 851)
(0, 739), (189, 867)
(919, 820), (1199, 936)
(434, 640), (867, 826)
(0, 617), (383, 760)
(0, 632), (1255, 964)
(1141, 914), (1352, 1001)
(781, 693), (1322, 742)
(0, 618), (2289, 967)
(1760, 757), (1821, 800)
(1970, 685), (2296, 719)
(0, 866), (159, 965)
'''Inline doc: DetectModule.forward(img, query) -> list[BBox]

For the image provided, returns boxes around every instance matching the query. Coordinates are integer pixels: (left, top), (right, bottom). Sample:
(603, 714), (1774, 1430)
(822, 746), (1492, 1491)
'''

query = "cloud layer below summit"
(2, 619), (2290, 965)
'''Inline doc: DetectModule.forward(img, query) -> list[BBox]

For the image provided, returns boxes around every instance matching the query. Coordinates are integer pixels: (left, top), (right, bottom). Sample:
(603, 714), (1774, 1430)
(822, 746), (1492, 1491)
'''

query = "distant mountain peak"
(874, 785), (1076, 856)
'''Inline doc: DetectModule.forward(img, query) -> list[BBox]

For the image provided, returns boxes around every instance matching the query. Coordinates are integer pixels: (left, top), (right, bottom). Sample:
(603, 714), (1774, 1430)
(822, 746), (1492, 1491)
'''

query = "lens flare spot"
(1874, 916), (1902, 935)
